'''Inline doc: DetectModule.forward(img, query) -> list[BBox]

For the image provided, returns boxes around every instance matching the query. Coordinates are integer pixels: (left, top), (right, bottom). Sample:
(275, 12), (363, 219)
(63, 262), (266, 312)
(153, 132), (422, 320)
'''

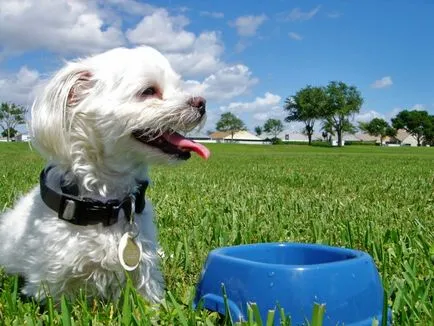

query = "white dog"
(0, 46), (210, 302)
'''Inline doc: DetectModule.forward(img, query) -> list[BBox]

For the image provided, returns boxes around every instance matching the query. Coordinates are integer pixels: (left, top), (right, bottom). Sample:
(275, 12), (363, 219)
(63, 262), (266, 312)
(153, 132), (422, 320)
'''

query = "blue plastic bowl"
(194, 242), (391, 325)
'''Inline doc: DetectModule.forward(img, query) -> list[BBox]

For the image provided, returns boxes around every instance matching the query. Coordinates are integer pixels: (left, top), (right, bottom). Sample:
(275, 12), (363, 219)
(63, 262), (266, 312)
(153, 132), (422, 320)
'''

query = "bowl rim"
(208, 242), (371, 270)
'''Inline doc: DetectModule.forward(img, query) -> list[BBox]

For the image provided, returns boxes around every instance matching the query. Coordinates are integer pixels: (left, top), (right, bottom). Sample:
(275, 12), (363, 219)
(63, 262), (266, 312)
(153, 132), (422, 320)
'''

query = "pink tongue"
(163, 132), (211, 160)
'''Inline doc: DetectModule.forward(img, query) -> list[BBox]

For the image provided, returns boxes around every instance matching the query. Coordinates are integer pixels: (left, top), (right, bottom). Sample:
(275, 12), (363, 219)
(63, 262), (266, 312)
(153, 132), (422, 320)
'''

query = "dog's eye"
(140, 87), (157, 97)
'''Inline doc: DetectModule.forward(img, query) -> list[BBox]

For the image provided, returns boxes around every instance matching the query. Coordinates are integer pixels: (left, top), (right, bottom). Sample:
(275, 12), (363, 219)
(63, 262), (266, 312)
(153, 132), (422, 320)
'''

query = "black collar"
(39, 166), (148, 227)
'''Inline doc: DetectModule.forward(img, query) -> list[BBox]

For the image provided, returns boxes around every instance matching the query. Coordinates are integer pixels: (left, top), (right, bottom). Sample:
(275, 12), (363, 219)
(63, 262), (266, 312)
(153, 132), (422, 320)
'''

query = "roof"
(209, 131), (231, 139)
(394, 129), (412, 142)
(209, 130), (263, 141)
(226, 130), (262, 140)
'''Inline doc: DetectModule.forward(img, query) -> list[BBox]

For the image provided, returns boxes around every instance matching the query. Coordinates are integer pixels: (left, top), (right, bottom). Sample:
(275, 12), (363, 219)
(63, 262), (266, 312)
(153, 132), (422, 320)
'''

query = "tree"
(322, 81), (363, 147)
(391, 110), (433, 146)
(0, 102), (27, 142)
(423, 115), (434, 146)
(1, 127), (18, 139)
(284, 85), (327, 145)
(216, 112), (245, 141)
(254, 126), (263, 136)
(321, 119), (335, 138)
(359, 118), (396, 145)
(263, 119), (283, 140)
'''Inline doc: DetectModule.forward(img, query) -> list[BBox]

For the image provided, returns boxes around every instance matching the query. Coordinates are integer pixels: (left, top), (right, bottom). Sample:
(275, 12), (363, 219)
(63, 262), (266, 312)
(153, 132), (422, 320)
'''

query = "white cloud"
(353, 110), (385, 123)
(0, 0), (125, 56)
(126, 9), (225, 78)
(183, 65), (259, 102)
(355, 107), (427, 125)
(218, 92), (286, 127)
(126, 9), (195, 52)
(220, 92), (281, 114)
(371, 76), (393, 89)
(288, 32), (303, 41)
(230, 14), (267, 37)
(201, 92), (283, 132)
(0, 66), (41, 106)
(383, 106), (429, 122)
(281, 6), (321, 22)
(165, 31), (224, 77)
(386, 108), (402, 121)
(200, 11), (224, 19)
(253, 112), (269, 121)
(411, 104), (425, 111)
(388, 104), (425, 118)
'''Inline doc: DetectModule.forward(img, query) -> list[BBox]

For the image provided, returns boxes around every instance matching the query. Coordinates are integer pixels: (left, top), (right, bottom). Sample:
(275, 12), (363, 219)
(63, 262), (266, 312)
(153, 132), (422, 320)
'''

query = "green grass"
(0, 142), (433, 325)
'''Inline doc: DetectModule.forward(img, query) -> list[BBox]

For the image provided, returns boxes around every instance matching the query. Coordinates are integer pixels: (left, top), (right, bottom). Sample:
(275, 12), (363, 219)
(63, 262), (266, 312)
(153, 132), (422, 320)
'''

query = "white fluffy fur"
(0, 46), (206, 302)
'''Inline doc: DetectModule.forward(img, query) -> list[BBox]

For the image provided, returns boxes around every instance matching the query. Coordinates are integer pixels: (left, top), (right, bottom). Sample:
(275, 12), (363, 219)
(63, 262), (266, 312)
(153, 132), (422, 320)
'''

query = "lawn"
(0, 142), (433, 325)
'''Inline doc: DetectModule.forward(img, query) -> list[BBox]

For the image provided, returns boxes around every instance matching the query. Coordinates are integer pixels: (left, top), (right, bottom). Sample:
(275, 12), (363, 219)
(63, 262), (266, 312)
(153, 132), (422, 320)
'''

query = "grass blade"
(311, 303), (325, 326)
(381, 289), (388, 326)
(266, 309), (275, 326)
(249, 303), (263, 326)
(221, 284), (233, 325)
(46, 296), (55, 326)
(121, 278), (132, 326)
(61, 295), (72, 326)
(168, 291), (189, 326)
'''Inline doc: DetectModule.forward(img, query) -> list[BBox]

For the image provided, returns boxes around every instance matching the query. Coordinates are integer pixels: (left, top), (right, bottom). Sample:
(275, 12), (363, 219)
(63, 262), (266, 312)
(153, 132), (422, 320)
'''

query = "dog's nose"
(189, 96), (206, 116)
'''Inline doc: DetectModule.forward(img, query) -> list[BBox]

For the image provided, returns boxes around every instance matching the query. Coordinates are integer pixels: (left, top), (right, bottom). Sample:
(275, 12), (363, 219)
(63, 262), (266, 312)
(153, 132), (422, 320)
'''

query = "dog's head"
(31, 46), (210, 182)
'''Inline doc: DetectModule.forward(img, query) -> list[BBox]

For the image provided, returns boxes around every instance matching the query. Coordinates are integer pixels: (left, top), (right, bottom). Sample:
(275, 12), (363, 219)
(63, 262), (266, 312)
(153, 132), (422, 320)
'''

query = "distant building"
(208, 130), (269, 145)
(386, 129), (418, 147)
(276, 130), (391, 146)
(187, 128), (423, 147)
(0, 133), (31, 142)
(276, 131), (323, 143)
(16, 133), (31, 142)
(186, 131), (214, 143)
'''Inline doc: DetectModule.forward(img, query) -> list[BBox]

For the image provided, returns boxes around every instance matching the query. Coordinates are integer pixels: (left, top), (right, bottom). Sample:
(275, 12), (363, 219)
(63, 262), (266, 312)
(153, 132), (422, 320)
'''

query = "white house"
(186, 131), (214, 143)
(386, 129), (418, 147)
(209, 130), (270, 145)
(16, 133), (31, 142)
(277, 130), (383, 146)
(277, 131), (323, 143)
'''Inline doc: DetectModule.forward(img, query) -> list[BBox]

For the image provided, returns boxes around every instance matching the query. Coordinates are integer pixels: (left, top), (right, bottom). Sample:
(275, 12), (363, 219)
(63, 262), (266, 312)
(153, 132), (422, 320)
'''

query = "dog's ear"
(31, 63), (95, 163)
(67, 71), (93, 108)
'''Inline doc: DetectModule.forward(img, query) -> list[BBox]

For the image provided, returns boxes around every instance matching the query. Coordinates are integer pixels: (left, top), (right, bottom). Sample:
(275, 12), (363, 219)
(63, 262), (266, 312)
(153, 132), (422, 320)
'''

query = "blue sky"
(1, 0), (433, 134)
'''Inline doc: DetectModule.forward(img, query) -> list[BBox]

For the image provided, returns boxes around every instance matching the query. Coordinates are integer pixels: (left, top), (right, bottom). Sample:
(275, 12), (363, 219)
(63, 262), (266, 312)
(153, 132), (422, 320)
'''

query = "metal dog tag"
(118, 232), (142, 271)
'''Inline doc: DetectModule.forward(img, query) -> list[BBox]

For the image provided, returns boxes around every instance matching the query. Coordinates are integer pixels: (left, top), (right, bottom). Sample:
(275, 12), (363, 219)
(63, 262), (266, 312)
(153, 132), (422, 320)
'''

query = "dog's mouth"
(132, 130), (210, 160)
